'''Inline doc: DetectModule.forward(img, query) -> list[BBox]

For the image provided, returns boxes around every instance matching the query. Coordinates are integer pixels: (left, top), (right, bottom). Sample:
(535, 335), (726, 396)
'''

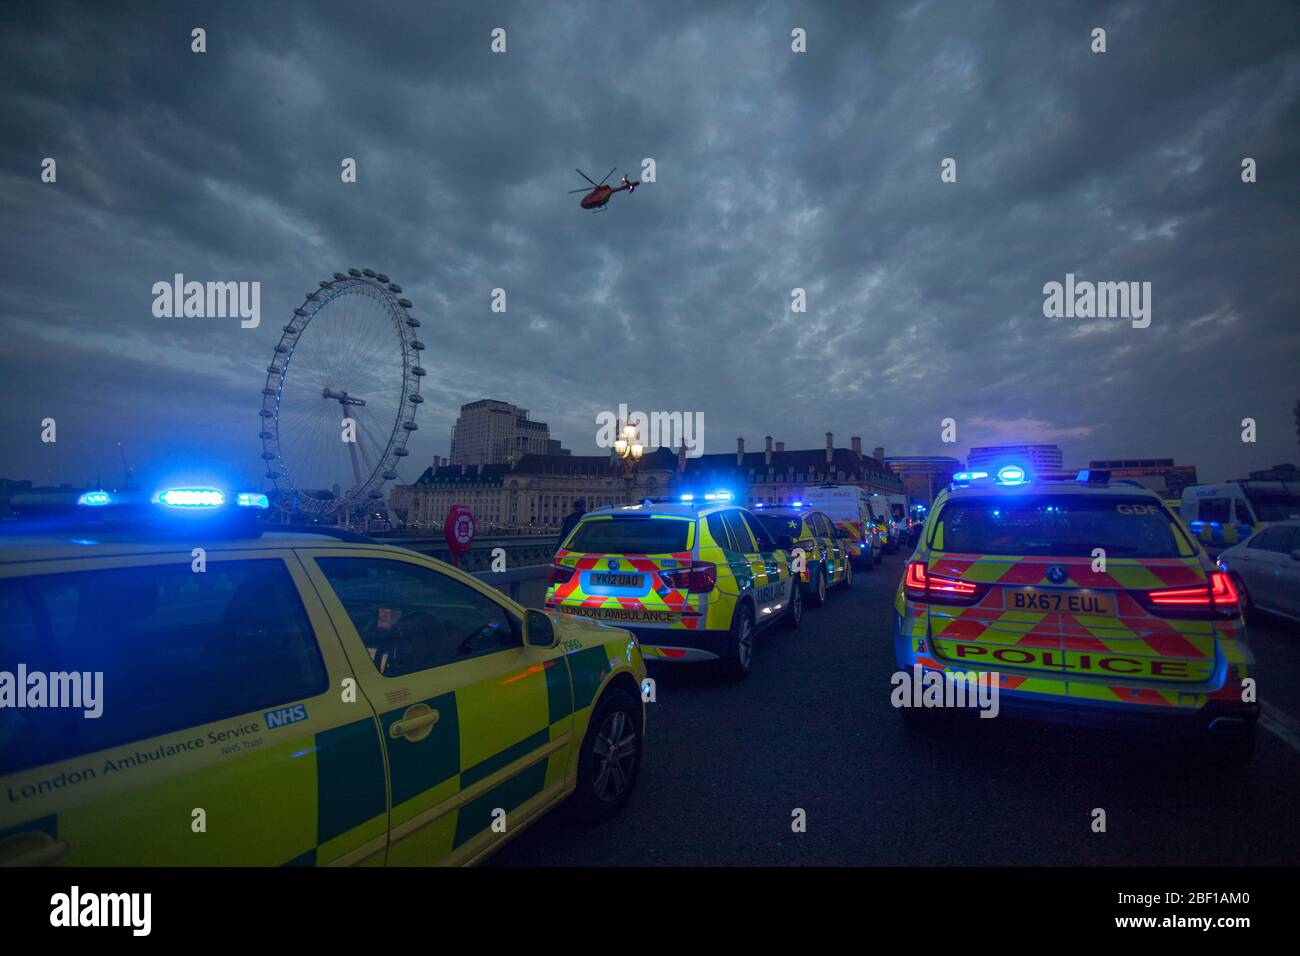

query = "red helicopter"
(569, 166), (639, 212)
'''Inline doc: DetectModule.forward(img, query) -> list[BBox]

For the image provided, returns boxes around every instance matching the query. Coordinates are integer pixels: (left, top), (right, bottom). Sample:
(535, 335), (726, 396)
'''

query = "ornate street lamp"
(614, 420), (644, 498)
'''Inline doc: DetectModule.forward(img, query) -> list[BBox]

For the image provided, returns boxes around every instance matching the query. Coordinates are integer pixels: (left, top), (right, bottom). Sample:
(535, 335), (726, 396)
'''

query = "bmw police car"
(753, 502), (851, 606)
(894, 466), (1257, 764)
(547, 493), (801, 679)
(0, 487), (646, 866)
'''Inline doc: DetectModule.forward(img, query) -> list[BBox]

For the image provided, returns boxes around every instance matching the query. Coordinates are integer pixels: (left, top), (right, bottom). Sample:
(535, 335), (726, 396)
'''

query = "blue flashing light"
(154, 487), (225, 508)
(78, 491), (112, 507)
(703, 491), (733, 501)
(952, 471), (989, 483)
(995, 465), (1027, 486)
(792, 500), (803, 507)
(754, 502), (764, 508)
(679, 493), (694, 502)
(237, 493), (269, 509)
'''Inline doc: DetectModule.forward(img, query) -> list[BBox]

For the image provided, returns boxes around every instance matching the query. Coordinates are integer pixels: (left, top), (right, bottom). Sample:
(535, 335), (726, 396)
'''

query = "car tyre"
(721, 602), (757, 679)
(808, 565), (828, 607)
(1229, 573), (1257, 623)
(1207, 721), (1256, 768)
(782, 580), (803, 630)
(567, 686), (643, 822)
(840, 557), (853, 589)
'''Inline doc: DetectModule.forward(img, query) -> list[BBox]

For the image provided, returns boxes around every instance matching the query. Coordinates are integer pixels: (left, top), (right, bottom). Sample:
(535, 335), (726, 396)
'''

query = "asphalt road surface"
(491, 553), (1300, 866)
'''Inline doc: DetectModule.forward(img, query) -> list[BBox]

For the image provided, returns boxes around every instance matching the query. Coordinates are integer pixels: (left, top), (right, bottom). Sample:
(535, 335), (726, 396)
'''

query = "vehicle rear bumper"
(892, 613), (1258, 733)
(628, 626), (732, 662)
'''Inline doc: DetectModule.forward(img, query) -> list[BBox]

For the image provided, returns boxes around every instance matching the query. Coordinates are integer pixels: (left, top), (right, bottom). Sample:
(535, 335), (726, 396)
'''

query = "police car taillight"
(904, 561), (987, 605)
(1138, 572), (1240, 619)
(661, 561), (717, 593)
(548, 563), (576, 586)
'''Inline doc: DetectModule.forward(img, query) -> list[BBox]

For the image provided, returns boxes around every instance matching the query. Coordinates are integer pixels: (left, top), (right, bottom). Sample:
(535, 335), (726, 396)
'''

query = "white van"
(872, 493), (908, 552)
(800, 483), (881, 569)
(1179, 480), (1300, 554)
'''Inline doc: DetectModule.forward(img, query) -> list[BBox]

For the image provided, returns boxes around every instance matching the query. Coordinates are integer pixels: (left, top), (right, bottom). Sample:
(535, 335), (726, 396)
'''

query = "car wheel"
(567, 686), (642, 822)
(808, 565), (827, 607)
(1230, 574), (1257, 623)
(841, 557), (853, 589)
(782, 579), (803, 630)
(721, 602), (757, 679)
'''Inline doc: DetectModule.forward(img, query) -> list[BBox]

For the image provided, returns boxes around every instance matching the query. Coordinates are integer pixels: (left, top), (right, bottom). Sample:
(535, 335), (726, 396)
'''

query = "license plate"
(590, 572), (643, 588)
(1008, 588), (1116, 616)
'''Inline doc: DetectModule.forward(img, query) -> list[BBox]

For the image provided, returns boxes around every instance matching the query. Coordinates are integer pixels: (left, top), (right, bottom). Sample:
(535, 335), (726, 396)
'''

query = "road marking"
(1260, 702), (1300, 754)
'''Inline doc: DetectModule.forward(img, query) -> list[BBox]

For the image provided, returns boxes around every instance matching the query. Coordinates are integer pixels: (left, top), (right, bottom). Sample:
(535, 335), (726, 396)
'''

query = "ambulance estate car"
(0, 488), (647, 866)
(753, 503), (851, 606)
(895, 467), (1257, 764)
(547, 493), (801, 679)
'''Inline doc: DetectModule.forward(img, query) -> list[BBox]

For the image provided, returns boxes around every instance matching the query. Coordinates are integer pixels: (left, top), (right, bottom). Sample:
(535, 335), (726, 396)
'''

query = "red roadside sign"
(444, 504), (476, 566)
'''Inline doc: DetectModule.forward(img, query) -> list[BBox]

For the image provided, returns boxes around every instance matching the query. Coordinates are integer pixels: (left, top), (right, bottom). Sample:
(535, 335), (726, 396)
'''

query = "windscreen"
(756, 513), (804, 540)
(566, 516), (691, 553)
(803, 491), (859, 520)
(935, 495), (1186, 557)
(1243, 489), (1300, 522)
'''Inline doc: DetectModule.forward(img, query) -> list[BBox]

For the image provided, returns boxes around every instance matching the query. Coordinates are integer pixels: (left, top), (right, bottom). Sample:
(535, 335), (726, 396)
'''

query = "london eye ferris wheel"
(259, 269), (425, 521)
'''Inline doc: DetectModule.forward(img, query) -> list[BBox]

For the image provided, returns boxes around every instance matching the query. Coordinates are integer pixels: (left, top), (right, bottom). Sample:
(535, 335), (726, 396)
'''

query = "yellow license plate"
(1007, 588), (1116, 616)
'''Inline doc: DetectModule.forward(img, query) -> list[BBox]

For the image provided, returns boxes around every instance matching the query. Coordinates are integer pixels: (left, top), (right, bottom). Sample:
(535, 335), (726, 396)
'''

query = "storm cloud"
(2, 0), (1297, 489)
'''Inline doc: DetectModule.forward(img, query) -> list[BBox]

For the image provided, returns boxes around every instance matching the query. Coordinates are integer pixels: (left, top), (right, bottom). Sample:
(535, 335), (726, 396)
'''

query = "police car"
(753, 503), (851, 606)
(0, 487), (647, 866)
(894, 466), (1258, 764)
(547, 493), (801, 679)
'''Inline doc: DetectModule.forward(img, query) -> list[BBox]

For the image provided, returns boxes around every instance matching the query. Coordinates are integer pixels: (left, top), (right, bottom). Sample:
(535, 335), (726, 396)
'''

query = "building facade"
(1087, 458), (1198, 495)
(404, 434), (903, 531)
(968, 443), (1064, 474)
(882, 455), (964, 507)
(448, 399), (568, 467)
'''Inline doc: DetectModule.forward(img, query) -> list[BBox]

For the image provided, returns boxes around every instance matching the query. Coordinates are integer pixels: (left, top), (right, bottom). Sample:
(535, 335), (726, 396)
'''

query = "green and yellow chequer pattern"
(18, 637), (634, 868)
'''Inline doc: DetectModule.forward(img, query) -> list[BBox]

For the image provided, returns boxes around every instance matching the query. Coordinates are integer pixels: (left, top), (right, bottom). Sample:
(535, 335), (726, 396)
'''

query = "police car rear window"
(935, 496), (1185, 557)
(566, 517), (690, 554)
(0, 559), (327, 776)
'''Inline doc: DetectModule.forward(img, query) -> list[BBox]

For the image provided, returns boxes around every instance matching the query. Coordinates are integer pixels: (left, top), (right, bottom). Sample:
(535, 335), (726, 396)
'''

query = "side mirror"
(525, 609), (557, 648)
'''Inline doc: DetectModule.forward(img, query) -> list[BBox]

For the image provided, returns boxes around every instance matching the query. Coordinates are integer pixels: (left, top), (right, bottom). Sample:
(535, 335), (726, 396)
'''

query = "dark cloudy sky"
(2, 0), (1298, 492)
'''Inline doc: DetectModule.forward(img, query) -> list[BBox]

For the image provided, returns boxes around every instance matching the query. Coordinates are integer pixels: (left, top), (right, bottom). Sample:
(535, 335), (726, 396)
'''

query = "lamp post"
(614, 420), (644, 502)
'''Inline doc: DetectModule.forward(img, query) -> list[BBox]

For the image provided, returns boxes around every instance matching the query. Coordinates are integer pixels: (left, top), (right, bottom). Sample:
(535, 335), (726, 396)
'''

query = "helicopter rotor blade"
(598, 166), (617, 185)
(575, 168), (598, 186)
(568, 188), (590, 193)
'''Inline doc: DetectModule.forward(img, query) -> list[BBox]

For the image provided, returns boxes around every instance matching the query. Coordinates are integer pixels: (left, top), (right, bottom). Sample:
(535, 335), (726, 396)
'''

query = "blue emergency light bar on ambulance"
(679, 490), (734, 503)
(950, 465), (1032, 489)
(4, 484), (270, 536)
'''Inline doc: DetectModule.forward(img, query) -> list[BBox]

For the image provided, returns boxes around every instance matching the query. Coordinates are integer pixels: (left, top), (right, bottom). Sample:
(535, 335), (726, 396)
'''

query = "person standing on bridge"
(559, 498), (586, 547)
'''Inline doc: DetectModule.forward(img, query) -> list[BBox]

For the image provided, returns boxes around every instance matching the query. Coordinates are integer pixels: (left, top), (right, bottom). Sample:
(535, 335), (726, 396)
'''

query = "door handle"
(0, 831), (70, 867)
(390, 706), (440, 740)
